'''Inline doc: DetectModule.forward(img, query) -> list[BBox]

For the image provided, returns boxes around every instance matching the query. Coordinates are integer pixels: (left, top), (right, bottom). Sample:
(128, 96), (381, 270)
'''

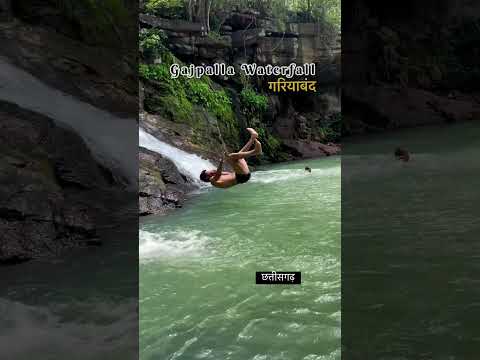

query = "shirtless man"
(199, 128), (262, 188)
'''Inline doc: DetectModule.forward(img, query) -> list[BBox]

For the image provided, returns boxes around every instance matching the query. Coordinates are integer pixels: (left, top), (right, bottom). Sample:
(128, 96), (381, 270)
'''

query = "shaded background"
(342, 0), (480, 358)
(0, 1), (139, 359)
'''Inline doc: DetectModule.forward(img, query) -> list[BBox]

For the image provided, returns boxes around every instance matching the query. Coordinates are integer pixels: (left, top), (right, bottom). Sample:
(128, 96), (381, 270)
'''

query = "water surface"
(342, 122), (480, 359)
(140, 157), (341, 360)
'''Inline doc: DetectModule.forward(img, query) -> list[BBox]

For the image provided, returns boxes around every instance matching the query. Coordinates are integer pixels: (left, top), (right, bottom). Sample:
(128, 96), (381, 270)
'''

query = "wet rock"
(0, 15), (136, 117)
(282, 139), (341, 158)
(228, 12), (257, 31)
(0, 101), (121, 264)
(139, 147), (194, 216)
(169, 43), (195, 56)
(296, 114), (310, 139)
(343, 85), (480, 133)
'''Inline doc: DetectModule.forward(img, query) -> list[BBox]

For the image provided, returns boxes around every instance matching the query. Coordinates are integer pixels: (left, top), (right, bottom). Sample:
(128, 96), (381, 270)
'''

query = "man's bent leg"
(239, 128), (259, 152)
(239, 137), (255, 153)
(228, 140), (262, 160)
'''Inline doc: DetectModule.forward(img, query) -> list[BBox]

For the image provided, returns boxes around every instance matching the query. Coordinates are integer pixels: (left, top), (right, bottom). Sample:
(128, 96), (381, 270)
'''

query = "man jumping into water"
(200, 128), (262, 188)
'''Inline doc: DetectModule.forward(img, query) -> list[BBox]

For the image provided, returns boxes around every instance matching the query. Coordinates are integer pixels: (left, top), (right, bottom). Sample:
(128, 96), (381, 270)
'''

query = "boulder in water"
(139, 147), (194, 216)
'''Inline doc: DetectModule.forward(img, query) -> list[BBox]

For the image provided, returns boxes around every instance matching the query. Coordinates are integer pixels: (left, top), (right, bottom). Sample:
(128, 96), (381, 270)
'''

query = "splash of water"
(251, 167), (340, 184)
(0, 58), (137, 184)
(139, 229), (211, 260)
(139, 128), (215, 184)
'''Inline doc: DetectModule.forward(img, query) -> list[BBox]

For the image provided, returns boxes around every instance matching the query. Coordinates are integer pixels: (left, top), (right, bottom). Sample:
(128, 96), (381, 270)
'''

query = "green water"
(342, 122), (480, 358)
(140, 157), (341, 360)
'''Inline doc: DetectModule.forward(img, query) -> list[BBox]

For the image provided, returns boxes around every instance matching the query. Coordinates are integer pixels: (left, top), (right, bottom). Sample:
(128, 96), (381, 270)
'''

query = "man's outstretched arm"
(211, 158), (224, 182)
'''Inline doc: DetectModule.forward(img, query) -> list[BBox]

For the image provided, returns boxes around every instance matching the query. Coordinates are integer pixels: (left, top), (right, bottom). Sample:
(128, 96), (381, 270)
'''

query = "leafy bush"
(145, 0), (186, 19)
(139, 63), (171, 83)
(139, 28), (167, 61)
(265, 134), (281, 156)
(142, 0), (340, 32)
(139, 63), (192, 120)
(319, 112), (341, 142)
(139, 62), (235, 129)
(253, 127), (281, 160)
(186, 81), (233, 121)
(240, 88), (268, 115)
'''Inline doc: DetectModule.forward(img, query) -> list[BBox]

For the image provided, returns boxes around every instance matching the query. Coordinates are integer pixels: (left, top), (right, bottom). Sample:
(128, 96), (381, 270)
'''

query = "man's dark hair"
(394, 147), (408, 157)
(200, 170), (210, 182)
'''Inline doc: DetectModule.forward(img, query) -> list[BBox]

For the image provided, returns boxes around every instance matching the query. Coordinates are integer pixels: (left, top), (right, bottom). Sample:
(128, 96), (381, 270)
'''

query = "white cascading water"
(139, 127), (215, 185)
(0, 57), (137, 185)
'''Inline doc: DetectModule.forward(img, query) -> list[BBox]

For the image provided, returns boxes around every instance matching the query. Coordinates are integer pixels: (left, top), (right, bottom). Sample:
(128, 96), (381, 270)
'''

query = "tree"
(188, 0), (212, 32)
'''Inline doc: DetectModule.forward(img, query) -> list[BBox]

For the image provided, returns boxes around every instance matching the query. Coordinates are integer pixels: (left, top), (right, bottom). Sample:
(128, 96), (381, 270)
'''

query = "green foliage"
(142, 0), (340, 30)
(207, 30), (223, 41)
(186, 81), (234, 122)
(139, 63), (193, 120)
(145, 0), (186, 19)
(253, 127), (281, 160)
(139, 62), (235, 129)
(213, 0), (341, 29)
(139, 63), (171, 82)
(310, 0), (341, 29)
(240, 88), (268, 115)
(318, 112), (341, 142)
(139, 28), (168, 61)
(265, 133), (281, 157)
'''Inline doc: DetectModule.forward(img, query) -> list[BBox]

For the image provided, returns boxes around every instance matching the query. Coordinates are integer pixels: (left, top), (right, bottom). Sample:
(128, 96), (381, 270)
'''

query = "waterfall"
(139, 128), (215, 185)
(0, 57), (137, 185)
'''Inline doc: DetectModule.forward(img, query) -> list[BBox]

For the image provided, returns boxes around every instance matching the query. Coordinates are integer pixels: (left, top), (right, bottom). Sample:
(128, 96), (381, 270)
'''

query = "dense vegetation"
(142, 0), (341, 29)
(139, 26), (289, 160)
(139, 1), (341, 161)
(139, 28), (240, 148)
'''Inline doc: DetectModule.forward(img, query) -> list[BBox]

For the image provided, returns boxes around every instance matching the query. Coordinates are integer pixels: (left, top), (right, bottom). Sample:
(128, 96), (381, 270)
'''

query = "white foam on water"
(0, 58), (137, 185)
(302, 349), (341, 360)
(139, 229), (211, 260)
(251, 167), (340, 184)
(0, 298), (137, 360)
(139, 128), (215, 185)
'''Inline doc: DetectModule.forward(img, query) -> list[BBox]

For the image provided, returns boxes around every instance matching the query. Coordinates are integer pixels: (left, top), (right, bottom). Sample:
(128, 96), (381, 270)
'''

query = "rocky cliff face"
(140, 9), (341, 160)
(0, 4), (137, 263)
(1, 1), (137, 117)
(0, 101), (130, 264)
(343, 0), (480, 134)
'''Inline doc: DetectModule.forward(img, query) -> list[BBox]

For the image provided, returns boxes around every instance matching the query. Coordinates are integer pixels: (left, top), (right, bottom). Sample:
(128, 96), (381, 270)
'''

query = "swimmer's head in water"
(200, 170), (215, 182)
(394, 147), (410, 161)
